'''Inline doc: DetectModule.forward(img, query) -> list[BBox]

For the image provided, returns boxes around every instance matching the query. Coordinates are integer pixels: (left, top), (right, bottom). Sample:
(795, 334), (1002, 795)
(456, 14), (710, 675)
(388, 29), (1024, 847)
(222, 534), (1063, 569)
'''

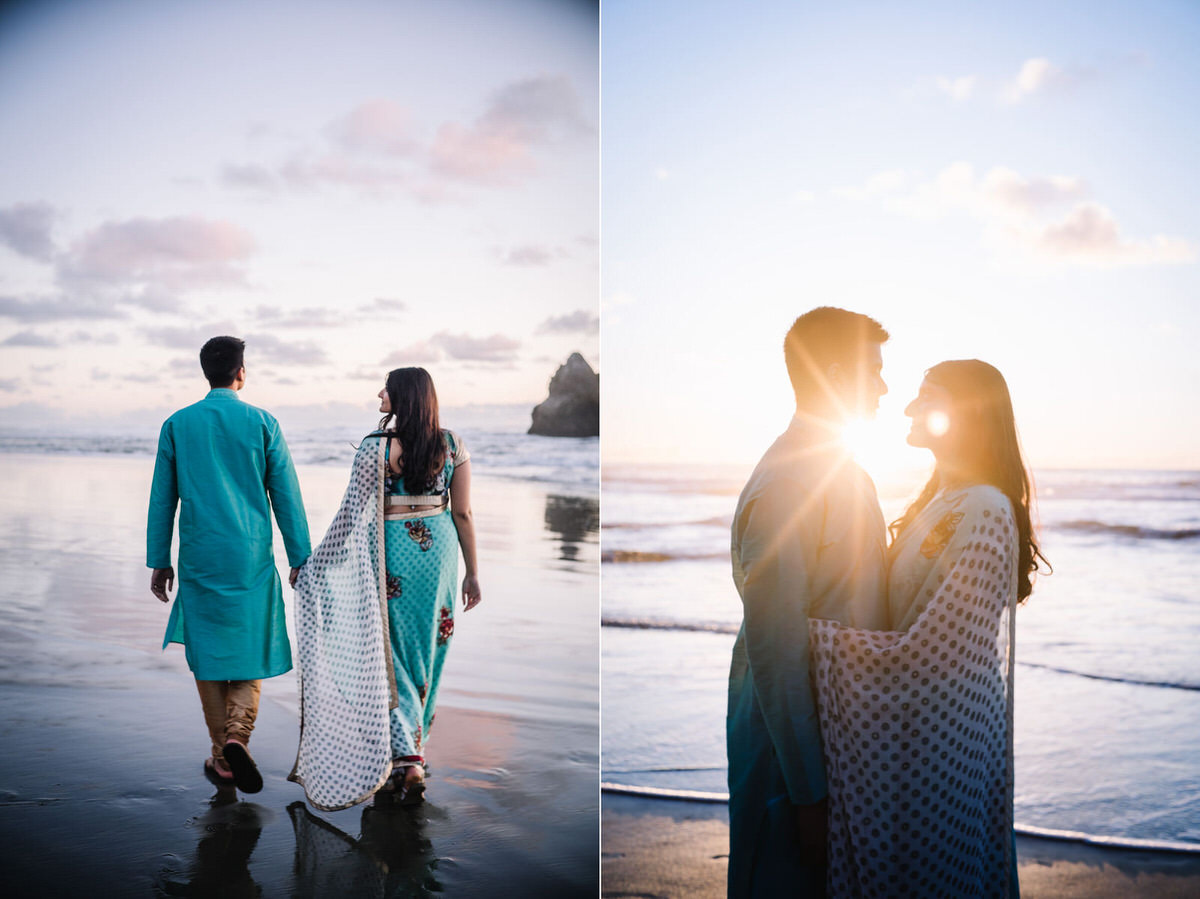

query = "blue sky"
(0, 0), (598, 431)
(602, 0), (1200, 470)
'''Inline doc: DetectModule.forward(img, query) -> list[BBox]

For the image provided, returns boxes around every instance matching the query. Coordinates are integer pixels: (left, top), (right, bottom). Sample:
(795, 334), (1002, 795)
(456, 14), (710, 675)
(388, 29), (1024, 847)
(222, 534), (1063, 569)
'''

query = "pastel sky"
(603, 0), (1199, 472)
(0, 0), (597, 432)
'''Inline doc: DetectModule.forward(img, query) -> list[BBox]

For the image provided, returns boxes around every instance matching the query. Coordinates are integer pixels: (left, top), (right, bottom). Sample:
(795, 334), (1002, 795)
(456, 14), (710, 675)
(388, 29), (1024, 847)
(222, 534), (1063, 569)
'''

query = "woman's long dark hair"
(890, 359), (1049, 602)
(377, 367), (445, 495)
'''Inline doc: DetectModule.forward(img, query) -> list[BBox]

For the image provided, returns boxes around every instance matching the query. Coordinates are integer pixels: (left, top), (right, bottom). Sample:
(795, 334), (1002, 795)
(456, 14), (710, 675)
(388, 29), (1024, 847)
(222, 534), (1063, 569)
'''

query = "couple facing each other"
(148, 336), (481, 810)
(728, 307), (1046, 898)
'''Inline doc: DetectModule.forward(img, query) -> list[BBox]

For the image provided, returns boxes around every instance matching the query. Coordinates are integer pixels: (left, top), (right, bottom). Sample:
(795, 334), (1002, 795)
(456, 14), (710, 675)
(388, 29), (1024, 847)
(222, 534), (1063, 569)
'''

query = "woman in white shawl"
(811, 360), (1047, 898)
(289, 368), (481, 811)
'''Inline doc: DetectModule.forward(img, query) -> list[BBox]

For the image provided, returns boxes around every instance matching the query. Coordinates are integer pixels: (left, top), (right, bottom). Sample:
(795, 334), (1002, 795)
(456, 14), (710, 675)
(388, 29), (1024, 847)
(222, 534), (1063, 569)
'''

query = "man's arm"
(264, 418), (311, 570)
(737, 480), (827, 806)
(147, 421), (178, 572)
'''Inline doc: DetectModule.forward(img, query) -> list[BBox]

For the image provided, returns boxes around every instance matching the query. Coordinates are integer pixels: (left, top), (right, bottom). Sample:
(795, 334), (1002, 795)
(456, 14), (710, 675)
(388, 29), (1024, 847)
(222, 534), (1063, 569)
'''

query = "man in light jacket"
(148, 335), (311, 793)
(727, 307), (891, 897)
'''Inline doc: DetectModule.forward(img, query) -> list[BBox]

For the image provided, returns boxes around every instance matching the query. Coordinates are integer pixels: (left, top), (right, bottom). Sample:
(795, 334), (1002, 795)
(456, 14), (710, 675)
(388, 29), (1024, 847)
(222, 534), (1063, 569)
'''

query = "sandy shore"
(0, 451), (598, 897)
(0, 674), (596, 897)
(601, 794), (1200, 898)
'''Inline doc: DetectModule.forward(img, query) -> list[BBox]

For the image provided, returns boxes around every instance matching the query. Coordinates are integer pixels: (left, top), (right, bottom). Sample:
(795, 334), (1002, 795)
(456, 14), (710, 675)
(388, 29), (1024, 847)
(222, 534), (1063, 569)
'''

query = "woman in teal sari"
(375, 367), (481, 802)
(291, 367), (481, 810)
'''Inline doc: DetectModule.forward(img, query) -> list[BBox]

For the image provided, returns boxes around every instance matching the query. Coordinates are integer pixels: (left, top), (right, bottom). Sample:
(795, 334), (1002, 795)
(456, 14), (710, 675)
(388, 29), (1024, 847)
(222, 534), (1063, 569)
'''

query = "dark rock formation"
(528, 353), (599, 437)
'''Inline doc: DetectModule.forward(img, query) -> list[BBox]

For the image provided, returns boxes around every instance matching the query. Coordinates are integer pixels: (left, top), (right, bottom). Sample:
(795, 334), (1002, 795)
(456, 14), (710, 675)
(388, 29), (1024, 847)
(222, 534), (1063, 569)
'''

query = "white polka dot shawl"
(288, 436), (397, 811)
(810, 485), (1018, 898)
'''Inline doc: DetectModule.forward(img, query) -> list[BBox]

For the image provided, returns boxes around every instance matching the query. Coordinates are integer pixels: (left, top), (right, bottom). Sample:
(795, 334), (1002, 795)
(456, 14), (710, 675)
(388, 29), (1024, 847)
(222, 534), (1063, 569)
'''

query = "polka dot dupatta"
(810, 485), (1018, 898)
(288, 437), (397, 811)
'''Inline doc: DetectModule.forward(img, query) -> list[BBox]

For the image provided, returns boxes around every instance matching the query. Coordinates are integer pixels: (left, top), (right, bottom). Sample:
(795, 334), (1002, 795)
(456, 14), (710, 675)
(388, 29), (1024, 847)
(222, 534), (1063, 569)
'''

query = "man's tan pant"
(195, 679), (261, 761)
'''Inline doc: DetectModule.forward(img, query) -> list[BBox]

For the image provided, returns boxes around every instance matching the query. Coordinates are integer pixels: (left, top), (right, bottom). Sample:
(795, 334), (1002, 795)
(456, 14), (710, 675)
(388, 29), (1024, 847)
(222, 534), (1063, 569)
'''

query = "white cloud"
(838, 162), (1195, 266)
(833, 169), (911, 201)
(1028, 203), (1197, 265)
(935, 75), (976, 101)
(1001, 57), (1086, 104)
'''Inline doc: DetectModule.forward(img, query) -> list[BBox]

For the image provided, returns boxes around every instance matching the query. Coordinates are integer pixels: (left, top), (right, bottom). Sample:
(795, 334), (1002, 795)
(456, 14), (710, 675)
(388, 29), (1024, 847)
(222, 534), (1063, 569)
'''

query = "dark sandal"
(397, 765), (426, 806)
(223, 740), (263, 793)
(203, 756), (235, 787)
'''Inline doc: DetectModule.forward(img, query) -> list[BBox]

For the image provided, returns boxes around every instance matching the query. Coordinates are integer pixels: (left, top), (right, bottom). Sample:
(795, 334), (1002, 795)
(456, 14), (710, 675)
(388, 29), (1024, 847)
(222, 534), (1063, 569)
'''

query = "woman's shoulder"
(943, 483), (1014, 527)
(440, 428), (470, 461)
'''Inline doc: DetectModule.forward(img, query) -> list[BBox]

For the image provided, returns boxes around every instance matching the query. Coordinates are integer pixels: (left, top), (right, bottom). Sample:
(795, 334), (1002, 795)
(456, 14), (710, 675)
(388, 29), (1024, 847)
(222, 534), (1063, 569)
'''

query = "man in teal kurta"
(148, 336), (310, 792)
(727, 308), (890, 897)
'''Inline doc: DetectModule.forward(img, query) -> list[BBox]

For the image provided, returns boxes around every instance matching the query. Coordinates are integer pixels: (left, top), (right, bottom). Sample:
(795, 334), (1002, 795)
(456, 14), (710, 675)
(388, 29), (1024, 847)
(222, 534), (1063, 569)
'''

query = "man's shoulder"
(165, 395), (279, 431)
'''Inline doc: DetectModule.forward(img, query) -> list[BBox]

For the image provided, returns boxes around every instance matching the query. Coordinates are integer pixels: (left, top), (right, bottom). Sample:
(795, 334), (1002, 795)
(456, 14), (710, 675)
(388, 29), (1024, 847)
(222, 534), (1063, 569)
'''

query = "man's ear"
(826, 361), (844, 389)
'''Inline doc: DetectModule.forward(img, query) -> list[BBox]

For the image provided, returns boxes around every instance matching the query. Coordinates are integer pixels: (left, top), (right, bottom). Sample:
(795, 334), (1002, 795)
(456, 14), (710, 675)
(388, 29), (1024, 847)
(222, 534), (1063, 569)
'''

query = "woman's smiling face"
(904, 378), (953, 450)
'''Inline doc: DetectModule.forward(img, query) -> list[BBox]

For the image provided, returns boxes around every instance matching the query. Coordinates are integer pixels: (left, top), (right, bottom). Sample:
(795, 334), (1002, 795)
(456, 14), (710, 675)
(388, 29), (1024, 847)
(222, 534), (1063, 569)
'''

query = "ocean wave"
(603, 515), (731, 531)
(602, 618), (1200, 691)
(602, 549), (727, 563)
(1056, 520), (1200, 541)
(601, 617), (738, 634)
(1018, 662), (1200, 692)
(598, 783), (1200, 854)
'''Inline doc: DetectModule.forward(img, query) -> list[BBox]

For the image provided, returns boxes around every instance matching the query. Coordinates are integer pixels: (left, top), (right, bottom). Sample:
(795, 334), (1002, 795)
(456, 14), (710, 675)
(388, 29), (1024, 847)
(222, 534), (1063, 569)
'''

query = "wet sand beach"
(601, 794), (1200, 898)
(0, 450), (598, 896)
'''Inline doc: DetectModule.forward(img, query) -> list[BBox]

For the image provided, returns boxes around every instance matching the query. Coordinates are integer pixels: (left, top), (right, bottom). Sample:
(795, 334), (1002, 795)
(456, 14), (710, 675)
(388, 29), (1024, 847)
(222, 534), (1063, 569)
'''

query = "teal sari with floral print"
(383, 430), (466, 764)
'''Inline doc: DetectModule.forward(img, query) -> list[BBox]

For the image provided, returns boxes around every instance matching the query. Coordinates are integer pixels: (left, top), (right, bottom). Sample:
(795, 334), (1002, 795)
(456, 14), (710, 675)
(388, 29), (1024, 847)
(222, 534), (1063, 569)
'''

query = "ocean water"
(601, 463), (1200, 847)
(0, 405), (599, 726)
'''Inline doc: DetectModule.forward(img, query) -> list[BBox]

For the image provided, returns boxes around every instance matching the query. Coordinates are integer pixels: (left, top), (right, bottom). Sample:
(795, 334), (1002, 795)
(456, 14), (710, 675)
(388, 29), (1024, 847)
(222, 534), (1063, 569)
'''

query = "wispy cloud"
(243, 333), (329, 365)
(536, 310), (598, 335)
(222, 75), (591, 201)
(251, 305), (345, 328)
(500, 243), (566, 267)
(1002, 58), (1068, 104)
(59, 216), (256, 292)
(381, 330), (522, 365)
(382, 339), (443, 366)
(144, 322), (329, 365)
(357, 297), (406, 315)
(220, 163), (279, 192)
(1028, 203), (1196, 265)
(837, 162), (1195, 266)
(0, 202), (57, 262)
(326, 99), (418, 156)
(143, 323), (240, 350)
(935, 75), (976, 102)
(1, 330), (58, 348)
(0, 378), (19, 392)
(0, 294), (126, 323)
(430, 75), (591, 186)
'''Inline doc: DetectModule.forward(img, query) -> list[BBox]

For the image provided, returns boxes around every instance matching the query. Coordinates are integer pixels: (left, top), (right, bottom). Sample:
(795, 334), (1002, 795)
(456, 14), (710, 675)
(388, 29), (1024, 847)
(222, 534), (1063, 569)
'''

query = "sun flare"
(841, 415), (930, 497)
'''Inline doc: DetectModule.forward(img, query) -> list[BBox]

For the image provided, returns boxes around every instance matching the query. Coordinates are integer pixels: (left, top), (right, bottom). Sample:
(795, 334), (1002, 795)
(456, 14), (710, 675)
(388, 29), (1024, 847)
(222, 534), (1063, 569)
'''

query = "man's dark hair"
(783, 307), (888, 401)
(200, 336), (246, 388)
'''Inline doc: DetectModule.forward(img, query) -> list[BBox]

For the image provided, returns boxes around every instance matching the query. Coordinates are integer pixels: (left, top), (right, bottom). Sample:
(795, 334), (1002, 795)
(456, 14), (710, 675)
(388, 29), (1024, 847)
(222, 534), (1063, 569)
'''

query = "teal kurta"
(727, 418), (888, 898)
(147, 388), (311, 680)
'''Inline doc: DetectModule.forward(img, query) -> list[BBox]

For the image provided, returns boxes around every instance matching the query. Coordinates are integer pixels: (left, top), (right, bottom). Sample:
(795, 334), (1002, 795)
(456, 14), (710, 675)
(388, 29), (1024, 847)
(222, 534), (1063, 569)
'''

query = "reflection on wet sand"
(289, 799), (440, 899)
(544, 494), (599, 562)
(157, 787), (266, 897)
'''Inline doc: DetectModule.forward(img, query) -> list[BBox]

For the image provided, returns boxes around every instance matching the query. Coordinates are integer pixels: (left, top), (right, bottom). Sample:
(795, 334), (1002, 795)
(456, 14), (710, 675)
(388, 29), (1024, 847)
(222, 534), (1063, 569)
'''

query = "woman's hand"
(462, 574), (482, 611)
